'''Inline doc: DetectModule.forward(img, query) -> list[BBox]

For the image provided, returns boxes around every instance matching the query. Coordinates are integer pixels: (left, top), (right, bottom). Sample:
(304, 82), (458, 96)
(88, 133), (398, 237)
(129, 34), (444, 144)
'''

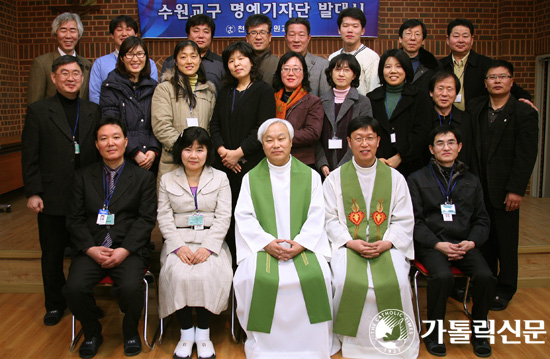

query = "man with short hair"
(88, 15), (158, 104)
(245, 14), (279, 86)
(324, 116), (419, 358)
(63, 116), (157, 358)
(233, 118), (332, 359)
(160, 14), (224, 92)
(28, 12), (92, 104)
(398, 19), (440, 92)
(440, 18), (531, 111)
(22, 55), (100, 326)
(328, 8), (379, 95)
(428, 71), (473, 165)
(408, 125), (495, 358)
(284, 17), (330, 97)
(469, 60), (539, 312)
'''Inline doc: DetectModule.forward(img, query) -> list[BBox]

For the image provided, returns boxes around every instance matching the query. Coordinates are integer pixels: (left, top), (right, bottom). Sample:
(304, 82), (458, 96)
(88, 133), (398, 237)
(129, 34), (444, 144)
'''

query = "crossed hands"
(346, 240), (392, 258)
(176, 246), (211, 265)
(86, 246), (130, 268)
(264, 239), (306, 261)
(435, 240), (475, 261)
(134, 150), (156, 170)
(218, 146), (243, 173)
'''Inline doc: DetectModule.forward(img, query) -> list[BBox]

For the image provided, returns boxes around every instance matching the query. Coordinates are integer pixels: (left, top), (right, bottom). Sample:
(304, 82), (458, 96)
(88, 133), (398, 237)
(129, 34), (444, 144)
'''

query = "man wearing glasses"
(469, 60), (539, 312)
(408, 125), (495, 357)
(245, 14), (279, 86)
(22, 55), (100, 326)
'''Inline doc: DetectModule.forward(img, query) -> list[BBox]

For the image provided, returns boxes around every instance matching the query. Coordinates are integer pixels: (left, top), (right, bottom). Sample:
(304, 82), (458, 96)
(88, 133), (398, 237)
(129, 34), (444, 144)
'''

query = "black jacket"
(100, 70), (161, 158)
(22, 94), (100, 215)
(429, 106), (474, 166)
(440, 50), (531, 107)
(468, 95), (539, 208)
(367, 83), (432, 177)
(410, 47), (441, 92)
(67, 161), (156, 259)
(408, 160), (490, 250)
(210, 80), (276, 174)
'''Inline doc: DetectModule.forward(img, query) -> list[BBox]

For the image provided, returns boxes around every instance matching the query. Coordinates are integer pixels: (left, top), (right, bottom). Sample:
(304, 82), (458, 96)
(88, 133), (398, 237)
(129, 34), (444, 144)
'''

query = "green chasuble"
(246, 157), (332, 333)
(333, 160), (406, 337)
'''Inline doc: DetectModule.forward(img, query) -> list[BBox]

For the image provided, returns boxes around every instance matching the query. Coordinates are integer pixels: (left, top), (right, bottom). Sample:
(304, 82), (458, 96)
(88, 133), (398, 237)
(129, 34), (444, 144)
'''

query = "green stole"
(246, 157), (332, 333)
(333, 160), (405, 337)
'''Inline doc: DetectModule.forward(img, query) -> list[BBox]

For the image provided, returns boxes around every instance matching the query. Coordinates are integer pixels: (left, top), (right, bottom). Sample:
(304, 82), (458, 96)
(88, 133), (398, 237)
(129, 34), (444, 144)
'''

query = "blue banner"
(137, 0), (379, 38)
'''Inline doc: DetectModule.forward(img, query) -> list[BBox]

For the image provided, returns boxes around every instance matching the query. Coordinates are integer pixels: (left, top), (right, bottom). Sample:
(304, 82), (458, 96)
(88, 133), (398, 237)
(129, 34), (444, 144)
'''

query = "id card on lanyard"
(96, 163), (125, 226)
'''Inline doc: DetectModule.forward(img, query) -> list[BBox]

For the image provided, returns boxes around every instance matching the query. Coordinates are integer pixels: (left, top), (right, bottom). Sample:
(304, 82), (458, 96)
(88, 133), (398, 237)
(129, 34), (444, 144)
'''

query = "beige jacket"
(151, 69), (216, 179)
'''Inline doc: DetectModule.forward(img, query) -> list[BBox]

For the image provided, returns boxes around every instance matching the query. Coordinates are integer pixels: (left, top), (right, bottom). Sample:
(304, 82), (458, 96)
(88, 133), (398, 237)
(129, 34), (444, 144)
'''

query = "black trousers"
(416, 247), (496, 340)
(63, 253), (147, 339)
(482, 205), (520, 301)
(37, 212), (69, 311)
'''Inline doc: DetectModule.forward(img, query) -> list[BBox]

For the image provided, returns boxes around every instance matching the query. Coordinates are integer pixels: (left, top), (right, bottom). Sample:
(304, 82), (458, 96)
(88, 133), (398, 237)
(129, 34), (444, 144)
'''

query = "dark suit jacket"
(22, 94), (100, 216)
(410, 47), (441, 92)
(368, 83), (433, 177)
(209, 80), (276, 174)
(67, 161), (156, 259)
(430, 106), (474, 166)
(27, 51), (92, 105)
(440, 50), (531, 107)
(469, 95), (539, 208)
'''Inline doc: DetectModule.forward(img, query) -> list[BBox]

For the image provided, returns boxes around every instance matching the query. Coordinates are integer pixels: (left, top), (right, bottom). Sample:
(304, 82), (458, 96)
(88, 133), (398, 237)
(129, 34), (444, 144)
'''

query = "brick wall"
(1, 0), (549, 139)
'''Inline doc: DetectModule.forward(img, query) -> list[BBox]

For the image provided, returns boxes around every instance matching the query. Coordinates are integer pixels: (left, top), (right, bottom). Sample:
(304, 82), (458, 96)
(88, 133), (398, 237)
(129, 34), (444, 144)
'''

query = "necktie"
(101, 169), (117, 247)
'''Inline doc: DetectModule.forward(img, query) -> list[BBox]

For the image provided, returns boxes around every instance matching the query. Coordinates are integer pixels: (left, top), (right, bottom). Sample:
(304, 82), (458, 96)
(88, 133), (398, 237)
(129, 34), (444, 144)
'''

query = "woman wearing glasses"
(316, 53), (372, 178)
(367, 49), (432, 178)
(100, 36), (161, 173)
(272, 52), (323, 168)
(152, 40), (216, 182)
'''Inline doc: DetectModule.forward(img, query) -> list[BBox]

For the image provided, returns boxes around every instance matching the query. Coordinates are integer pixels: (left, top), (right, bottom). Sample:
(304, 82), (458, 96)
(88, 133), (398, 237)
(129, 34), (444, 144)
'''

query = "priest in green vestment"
(323, 116), (419, 358)
(233, 118), (333, 359)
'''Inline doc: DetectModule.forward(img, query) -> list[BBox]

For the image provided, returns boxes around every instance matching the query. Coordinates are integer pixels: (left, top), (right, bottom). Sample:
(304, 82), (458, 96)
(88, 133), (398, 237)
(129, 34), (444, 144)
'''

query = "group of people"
(21, 7), (538, 359)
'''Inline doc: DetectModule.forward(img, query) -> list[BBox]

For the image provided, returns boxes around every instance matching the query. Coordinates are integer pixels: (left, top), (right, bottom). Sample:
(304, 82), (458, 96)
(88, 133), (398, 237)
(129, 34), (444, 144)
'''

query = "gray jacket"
(305, 52), (330, 98)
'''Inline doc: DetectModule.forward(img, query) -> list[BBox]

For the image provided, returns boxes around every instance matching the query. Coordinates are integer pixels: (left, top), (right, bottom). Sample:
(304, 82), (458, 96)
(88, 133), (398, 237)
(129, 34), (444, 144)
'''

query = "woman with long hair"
(152, 40), (216, 180)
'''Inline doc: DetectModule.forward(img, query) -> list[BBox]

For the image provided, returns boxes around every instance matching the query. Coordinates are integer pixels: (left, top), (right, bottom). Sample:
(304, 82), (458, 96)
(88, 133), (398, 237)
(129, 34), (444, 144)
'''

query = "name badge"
(189, 214), (204, 230)
(455, 94), (462, 103)
(187, 117), (199, 127)
(441, 204), (456, 222)
(74, 142), (80, 154)
(390, 133), (397, 143)
(97, 209), (115, 225)
(328, 137), (342, 149)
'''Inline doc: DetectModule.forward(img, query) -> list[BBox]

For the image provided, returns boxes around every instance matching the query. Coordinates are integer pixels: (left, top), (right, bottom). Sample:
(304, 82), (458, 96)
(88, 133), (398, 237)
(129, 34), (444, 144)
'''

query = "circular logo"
(369, 309), (416, 355)
(226, 25), (236, 34)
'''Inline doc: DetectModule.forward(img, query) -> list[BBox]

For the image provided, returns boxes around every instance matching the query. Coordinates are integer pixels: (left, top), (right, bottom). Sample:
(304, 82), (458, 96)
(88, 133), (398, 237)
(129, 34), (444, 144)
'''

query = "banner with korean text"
(137, 0), (379, 38)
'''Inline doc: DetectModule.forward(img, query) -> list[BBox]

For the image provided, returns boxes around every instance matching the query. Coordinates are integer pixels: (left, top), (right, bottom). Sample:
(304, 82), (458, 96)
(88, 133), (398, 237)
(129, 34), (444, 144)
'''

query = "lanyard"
(103, 162), (125, 209)
(72, 99), (80, 143)
(438, 112), (452, 126)
(430, 162), (458, 203)
(232, 81), (252, 112)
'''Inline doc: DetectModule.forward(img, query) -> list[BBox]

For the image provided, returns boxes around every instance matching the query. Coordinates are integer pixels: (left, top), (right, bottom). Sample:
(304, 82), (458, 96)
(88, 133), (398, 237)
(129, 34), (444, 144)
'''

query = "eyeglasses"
(485, 74), (512, 81)
(352, 136), (378, 144)
(55, 70), (83, 79)
(124, 52), (146, 60)
(433, 140), (458, 148)
(281, 67), (303, 74)
(334, 67), (353, 74)
(248, 30), (270, 37)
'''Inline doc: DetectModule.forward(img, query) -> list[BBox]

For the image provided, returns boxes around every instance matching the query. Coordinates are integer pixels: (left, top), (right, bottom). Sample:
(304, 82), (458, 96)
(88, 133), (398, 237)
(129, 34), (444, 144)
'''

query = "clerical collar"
(267, 157), (292, 170)
(58, 48), (76, 57)
(352, 157), (377, 173)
